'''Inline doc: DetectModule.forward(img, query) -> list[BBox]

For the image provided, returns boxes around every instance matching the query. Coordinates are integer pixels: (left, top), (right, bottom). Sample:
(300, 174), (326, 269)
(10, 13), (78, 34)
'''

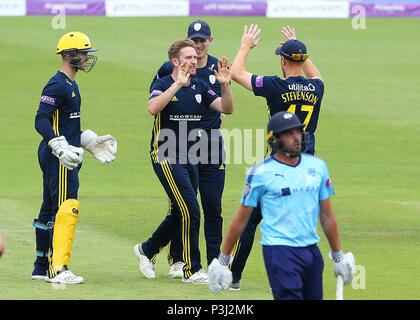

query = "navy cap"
(267, 111), (304, 135)
(187, 20), (211, 40)
(275, 39), (308, 62)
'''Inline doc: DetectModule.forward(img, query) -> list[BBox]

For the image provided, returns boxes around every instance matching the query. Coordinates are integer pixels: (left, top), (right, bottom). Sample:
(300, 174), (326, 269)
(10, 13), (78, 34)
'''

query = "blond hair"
(168, 38), (196, 61)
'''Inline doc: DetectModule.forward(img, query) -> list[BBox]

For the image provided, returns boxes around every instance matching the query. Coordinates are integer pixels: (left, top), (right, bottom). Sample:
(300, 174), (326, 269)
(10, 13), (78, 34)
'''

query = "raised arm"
(303, 59), (323, 81)
(209, 57), (234, 114)
(230, 24), (262, 91)
(147, 63), (189, 115)
(281, 26), (322, 81)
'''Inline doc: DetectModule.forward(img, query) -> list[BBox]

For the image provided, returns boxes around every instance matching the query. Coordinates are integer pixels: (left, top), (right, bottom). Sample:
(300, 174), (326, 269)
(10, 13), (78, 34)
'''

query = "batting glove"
(70, 145), (84, 164)
(81, 129), (117, 163)
(329, 251), (356, 286)
(208, 253), (233, 294)
(48, 136), (82, 170)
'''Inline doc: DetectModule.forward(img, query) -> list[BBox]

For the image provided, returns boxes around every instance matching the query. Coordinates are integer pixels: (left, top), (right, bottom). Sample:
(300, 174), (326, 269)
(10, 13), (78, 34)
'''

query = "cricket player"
(134, 38), (233, 284)
(150, 20), (226, 278)
(208, 112), (355, 300)
(32, 31), (117, 284)
(228, 25), (325, 290)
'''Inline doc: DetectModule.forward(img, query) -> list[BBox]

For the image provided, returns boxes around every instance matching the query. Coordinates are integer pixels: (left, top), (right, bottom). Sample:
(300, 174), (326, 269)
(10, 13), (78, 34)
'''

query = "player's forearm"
(231, 45), (250, 74)
(221, 205), (253, 255)
(231, 47), (253, 91)
(303, 58), (322, 80)
(220, 83), (234, 114)
(148, 82), (182, 115)
(320, 209), (341, 252)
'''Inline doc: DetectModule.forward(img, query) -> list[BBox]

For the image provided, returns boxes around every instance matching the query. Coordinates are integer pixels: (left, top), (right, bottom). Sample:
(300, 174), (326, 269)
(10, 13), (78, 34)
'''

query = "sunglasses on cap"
(281, 51), (308, 62)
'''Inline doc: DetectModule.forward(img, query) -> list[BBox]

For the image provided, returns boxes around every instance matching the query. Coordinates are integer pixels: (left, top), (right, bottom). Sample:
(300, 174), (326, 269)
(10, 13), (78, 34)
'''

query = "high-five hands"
(241, 24), (262, 49)
(214, 56), (231, 85)
(280, 25), (296, 45)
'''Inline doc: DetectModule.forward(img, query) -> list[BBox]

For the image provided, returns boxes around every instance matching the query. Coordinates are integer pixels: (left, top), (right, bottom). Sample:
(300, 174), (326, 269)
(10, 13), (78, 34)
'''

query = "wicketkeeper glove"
(48, 136), (83, 170)
(329, 250), (356, 286)
(208, 253), (233, 294)
(80, 129), (117, 163)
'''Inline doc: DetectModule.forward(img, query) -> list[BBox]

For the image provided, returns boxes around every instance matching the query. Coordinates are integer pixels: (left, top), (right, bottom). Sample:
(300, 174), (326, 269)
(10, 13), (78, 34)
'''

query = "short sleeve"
(202, 83), (219, 107)
(240, 166), (265, 208)
(251, 74), (277, 99)
(149, 79), (167, 100)
(319, 160), (335, 200)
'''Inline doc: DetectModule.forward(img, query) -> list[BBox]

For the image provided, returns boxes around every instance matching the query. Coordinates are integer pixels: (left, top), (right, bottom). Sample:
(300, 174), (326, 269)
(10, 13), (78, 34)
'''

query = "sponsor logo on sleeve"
(208, 89), (216, 96)
(326, 178), (332, 187)
(242, 182), (251, 198)
(255, 76), (264, 88)
(150, 90), (163, 97)
(40, 95), (56, 106)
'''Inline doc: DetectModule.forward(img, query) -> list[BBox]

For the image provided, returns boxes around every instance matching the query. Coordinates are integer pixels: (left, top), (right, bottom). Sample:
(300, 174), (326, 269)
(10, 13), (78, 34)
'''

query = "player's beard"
(189, 66), (197, 76)
(283, 140), (302, 158)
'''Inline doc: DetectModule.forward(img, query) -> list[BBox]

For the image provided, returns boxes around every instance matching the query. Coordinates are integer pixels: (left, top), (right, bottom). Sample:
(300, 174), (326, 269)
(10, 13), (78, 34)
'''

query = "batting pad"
(51, 199), (80, 274)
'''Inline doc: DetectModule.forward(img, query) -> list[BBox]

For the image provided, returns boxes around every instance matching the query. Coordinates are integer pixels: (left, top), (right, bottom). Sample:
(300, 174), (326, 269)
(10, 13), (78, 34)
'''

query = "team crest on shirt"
(209, 74), (216, 84)
(307, 168), (317, 176)
(195, 94), (202, 103)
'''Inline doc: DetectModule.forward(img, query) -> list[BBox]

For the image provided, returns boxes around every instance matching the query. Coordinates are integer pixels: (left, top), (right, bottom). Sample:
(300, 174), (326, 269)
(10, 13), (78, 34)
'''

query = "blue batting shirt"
(241, 154), (334, 247)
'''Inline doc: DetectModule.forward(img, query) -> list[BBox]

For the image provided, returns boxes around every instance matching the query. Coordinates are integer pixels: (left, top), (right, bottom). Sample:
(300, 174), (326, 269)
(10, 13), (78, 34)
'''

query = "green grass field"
(0, 16), (419, 300)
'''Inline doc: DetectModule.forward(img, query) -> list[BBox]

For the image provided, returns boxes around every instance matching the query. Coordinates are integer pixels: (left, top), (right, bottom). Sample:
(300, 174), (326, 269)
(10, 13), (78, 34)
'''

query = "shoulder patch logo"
(40, 95), (56, 106)
(255, 76), (264, 88)
(242, 182), (251, 198)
